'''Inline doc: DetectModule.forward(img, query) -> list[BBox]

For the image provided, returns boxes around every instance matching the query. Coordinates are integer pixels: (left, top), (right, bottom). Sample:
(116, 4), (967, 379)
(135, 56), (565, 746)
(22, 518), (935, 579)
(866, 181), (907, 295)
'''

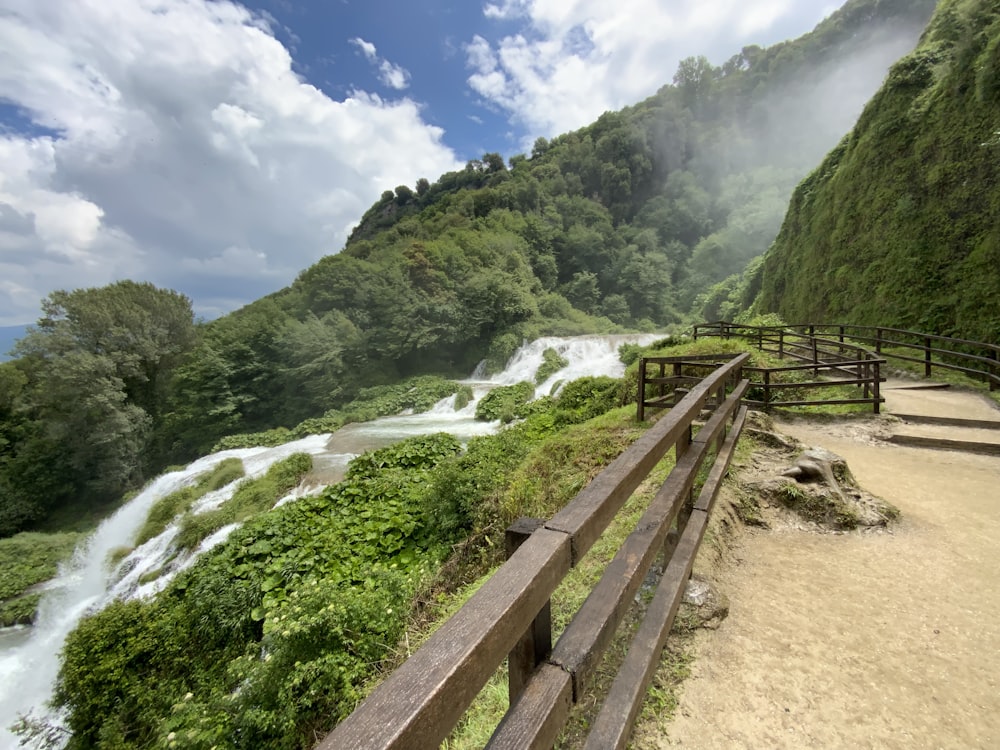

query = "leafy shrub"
(0, 592), (41, 626)
(475, 381), (535, 422)
(0, 531), (81, 624)
(553, 376), (624, 424)
(453, 384), (474, 410)
(174, 453), (312, 550)
(535, 347), (568, 384)
(346, 433), (461, 481)
(617, 342), (644, 366)
(213, 427), (293, 451)
(135, 458), (245, 546)
(55, 434), (464, 750)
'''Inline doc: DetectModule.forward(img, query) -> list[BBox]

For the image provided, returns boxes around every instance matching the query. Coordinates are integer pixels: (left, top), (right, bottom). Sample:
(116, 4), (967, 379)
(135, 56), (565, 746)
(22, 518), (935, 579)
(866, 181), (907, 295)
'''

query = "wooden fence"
(318, 354), (750, 750)
(654, 324), (886, 414)
(694, 321), (1000, 392)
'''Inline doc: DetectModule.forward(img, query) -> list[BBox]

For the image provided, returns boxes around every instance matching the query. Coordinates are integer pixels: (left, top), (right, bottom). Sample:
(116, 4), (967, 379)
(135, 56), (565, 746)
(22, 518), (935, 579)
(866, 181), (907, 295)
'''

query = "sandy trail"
(653, 388), (1000, 749)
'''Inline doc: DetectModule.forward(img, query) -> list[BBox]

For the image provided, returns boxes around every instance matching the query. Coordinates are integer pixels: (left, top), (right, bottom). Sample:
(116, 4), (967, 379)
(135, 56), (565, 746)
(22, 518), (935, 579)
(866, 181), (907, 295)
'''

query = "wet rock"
(739, 425), (900, 531)
(676, 577), (730, 631)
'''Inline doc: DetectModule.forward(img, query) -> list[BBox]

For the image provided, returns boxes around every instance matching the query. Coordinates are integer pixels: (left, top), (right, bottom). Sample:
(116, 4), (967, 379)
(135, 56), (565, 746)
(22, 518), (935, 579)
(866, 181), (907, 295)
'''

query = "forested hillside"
(0, 0), (935, 537)
(754, 0), (1000, 343)
(162, 0), (931, 446)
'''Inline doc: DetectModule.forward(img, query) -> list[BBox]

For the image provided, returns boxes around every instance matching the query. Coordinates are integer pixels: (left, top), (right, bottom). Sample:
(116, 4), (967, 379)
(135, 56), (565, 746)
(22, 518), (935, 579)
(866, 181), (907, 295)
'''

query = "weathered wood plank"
(693, 404), (748, 513)
(894, 414), (1000, 430)
(548, 386), (745, 694)
(505, 519), (553, 705)
(316, 529), (571, 750)
(743, 397), (884, 408)
(582, 509), (709, 750)
(547, 354), (748, 563)
(486, 664), (572, 750)
(886, 434), (1000, 456)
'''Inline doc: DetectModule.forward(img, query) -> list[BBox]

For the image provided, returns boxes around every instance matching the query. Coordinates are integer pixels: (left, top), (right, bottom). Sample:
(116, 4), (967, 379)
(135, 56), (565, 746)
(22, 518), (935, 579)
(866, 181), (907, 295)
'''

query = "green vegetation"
(52, 372), (652, 748)
(135, 458), (245, 546)
(0, 0), (938, 537)
(0, 531), (82, 625)
(536, 347), (569, 384)
(474, 381), (537, 422)
(213, 376), (461, 450)
(173, 453), (312, 551)
(0, 282), (196, 537)
(755, 0), (1000, 345)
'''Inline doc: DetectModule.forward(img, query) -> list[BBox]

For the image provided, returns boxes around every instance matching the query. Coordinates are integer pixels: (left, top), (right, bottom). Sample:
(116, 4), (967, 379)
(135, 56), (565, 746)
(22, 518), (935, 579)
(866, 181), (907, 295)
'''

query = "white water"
(0, 333), (660, 744)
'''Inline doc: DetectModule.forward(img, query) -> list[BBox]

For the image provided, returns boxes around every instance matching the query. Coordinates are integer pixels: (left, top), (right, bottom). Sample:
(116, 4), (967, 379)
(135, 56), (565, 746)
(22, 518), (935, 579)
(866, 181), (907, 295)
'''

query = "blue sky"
(0, 0), (850, 328)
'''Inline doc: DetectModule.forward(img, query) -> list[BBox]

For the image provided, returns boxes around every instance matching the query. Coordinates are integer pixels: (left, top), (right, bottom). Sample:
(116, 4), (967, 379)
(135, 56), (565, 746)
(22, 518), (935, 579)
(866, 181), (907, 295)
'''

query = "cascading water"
(0, 333), (661, 745)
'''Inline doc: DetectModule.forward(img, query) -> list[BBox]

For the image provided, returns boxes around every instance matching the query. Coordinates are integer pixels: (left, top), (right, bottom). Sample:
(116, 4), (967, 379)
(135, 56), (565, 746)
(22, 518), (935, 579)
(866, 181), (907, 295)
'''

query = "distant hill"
(184, 0), (932, 444)
(0, 326), (27, 361)
(753, 0), (1000, 344)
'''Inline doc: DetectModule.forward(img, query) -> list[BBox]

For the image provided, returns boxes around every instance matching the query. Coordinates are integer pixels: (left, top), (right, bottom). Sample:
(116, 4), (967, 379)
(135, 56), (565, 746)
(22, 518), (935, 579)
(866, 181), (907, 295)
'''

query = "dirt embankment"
(638, 387), (1000, 749)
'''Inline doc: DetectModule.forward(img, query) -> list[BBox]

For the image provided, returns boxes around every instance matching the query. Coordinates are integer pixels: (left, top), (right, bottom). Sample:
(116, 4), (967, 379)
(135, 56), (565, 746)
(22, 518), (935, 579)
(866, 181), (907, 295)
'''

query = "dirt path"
(648, 388), (1000, 749)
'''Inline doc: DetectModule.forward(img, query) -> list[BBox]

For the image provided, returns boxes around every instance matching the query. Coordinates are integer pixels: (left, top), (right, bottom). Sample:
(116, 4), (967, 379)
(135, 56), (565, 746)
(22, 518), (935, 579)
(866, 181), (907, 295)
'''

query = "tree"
(1, 282), (196, 532)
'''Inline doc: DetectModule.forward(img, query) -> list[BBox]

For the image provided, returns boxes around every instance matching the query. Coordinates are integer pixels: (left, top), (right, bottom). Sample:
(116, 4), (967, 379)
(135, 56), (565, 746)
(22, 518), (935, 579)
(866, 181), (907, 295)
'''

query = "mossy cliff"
(754, 0), (1000, 344)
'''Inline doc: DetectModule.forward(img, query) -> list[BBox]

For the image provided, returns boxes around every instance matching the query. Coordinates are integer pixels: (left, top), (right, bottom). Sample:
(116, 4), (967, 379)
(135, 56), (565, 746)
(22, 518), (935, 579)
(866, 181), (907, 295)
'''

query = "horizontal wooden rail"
(705, 322), (1000, 391)
(689, 324), (891, 413)
(320, 355), (750, 749)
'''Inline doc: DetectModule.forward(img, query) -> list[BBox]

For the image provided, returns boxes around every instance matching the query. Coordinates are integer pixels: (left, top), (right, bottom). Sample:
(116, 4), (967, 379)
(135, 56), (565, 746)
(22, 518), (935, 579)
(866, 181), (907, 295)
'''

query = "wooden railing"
(658, 324), (886, 413)
(318, 354), (750, 750)
(694, 321), (1000, 392)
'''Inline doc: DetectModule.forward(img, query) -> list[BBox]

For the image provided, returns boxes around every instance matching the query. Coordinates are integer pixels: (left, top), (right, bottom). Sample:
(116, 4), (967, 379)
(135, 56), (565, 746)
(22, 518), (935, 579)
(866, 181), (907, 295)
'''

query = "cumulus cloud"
(0, 0), (459, 324)
(467, 0), (836, 138)
(350, 36), (412, 91)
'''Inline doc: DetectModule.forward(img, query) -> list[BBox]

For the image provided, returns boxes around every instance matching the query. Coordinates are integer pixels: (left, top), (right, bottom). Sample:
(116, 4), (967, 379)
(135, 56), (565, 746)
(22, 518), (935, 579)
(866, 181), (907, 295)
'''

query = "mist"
(753, 23), (930, 170)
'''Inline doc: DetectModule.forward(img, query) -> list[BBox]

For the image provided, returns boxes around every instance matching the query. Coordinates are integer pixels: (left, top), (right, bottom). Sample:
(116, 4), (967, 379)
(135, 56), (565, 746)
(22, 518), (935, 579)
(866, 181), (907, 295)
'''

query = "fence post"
(778, 329), (784, 359)
(924, 337), (932, 378)
(637, 358), (647, 421)
(757, 327), (763, 351)
(660, 389), (692, 565)
(873, 360), (881, 415)
(875, 328), (882, 354)
(505, 518), (552, 705)
(812, 336), (819, 377)
(763, 369), (771, 412)
(990, 350), (998, 392)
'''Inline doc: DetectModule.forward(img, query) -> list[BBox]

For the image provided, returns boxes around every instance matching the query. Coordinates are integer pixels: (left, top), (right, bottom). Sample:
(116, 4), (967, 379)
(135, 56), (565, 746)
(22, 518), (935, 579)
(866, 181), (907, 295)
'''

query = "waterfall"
(0, 333), (661, 744)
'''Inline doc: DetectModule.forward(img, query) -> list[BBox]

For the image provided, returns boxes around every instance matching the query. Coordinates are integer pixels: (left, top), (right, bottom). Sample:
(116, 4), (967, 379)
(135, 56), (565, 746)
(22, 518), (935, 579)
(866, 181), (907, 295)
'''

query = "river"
(0, 333), (660, 746)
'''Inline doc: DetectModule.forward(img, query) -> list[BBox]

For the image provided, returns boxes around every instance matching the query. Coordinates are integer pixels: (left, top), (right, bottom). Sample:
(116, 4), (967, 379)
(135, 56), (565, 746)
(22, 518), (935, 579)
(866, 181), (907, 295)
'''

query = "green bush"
(346, 433), (461, 481)
(135, 458), (245, 546)
(535, 347), (569, 384)
(453, 384), (474, 410)
(475, 381), (536, 422)
(55, 434), (465, 750)
(174, 453), (312, 550)
(0, 531), (82, 624)
(553, 376), (624, 424)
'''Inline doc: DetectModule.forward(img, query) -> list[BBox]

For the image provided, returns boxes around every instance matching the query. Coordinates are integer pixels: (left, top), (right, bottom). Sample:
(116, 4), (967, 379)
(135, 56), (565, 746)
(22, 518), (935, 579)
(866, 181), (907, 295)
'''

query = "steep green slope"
(755, 0), (1000, 343)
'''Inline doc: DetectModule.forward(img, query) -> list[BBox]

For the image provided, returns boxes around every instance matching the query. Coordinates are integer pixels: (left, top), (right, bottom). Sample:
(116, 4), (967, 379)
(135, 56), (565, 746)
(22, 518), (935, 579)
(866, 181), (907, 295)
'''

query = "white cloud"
(468, 0), (828, 138)
(350, 36), (378, 61)
(378, 60), (411, 91)
(484, 1), (530, 19)
(351, 36), (412, 91)
(0, 0), (460, 325)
